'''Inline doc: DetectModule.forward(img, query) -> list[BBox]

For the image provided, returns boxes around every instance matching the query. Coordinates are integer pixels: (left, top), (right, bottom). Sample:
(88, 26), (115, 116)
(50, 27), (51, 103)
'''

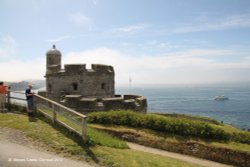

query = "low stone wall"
(38, 91), (147, 113)
(63, 94), (147, 113)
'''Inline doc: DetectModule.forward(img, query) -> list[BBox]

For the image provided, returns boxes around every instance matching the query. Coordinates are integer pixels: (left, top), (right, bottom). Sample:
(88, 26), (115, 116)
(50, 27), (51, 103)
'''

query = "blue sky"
(1, 0), (250, 86)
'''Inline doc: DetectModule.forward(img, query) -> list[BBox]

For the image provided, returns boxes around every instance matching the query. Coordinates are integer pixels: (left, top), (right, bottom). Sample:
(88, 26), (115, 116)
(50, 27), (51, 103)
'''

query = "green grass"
(35, 108), (250, 153)
(87, 127), (128, 148)
(87, 110), (250, 144)
(89, 123), (250, 167)
(0, 113), (86, 156)
(0, 112), (202, 167)
(37, 107), (128, 149)
(209, 141), (250, 154)
(25, 110), (250, 152)
(155, 113), (221, 125)
(90, 123), (250, 154)
(92, 146), (202, 167)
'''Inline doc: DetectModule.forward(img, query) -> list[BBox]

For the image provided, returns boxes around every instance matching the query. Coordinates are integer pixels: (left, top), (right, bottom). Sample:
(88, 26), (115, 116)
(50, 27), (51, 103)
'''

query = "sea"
(10, 84), (250, 129)
(116, 84), (250, 130)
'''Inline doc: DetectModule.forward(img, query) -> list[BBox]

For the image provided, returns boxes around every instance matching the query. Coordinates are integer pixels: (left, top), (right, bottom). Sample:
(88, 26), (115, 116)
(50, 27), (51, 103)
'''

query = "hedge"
(87, 111), (235, 141)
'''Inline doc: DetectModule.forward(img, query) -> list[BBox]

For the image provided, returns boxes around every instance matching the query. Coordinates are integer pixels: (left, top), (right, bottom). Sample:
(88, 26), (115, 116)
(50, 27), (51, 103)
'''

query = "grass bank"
(0, 112), (203, 167)
(87, 111), (250, 167)
(87, 110), (250, 144)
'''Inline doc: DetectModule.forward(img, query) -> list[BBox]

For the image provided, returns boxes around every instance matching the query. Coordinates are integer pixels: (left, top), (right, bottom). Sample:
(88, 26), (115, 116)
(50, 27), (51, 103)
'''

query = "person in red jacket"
(0, 82), (8, 112)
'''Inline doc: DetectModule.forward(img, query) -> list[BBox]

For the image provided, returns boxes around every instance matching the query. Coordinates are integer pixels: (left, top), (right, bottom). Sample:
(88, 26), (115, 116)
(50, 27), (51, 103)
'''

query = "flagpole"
(129, 76), (132, 90)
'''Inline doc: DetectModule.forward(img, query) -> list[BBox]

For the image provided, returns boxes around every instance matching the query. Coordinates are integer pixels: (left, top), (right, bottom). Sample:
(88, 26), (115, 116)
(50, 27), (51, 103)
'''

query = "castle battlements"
(91, 64), (114, 73)
(64, 64), (86, 73)
(47, 64), (115, 75)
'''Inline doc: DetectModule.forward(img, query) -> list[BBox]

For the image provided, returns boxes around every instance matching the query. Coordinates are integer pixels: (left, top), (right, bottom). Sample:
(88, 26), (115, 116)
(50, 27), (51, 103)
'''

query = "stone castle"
(41, 45), (147, 113)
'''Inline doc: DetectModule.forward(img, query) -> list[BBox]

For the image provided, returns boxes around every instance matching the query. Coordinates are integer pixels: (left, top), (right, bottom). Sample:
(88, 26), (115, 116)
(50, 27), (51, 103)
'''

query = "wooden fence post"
(31, 94), (88, 144)
(52, 104), (57, 124)
(82, 117), (87, 143)
(33, 96), (37, 115)
(7, 91), (11, 111)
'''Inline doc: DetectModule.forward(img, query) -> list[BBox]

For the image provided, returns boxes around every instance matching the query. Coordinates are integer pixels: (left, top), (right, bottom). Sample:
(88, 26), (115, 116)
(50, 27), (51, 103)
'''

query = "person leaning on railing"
(0, 82), (8, 112)
(25, 84), (35, 116)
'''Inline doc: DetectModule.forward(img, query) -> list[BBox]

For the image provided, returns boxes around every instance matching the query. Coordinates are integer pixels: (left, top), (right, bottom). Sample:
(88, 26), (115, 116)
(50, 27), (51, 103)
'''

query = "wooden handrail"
(8, 96), (26, 101)
(7, 91), (26, 102)
(7, 90), (88, 143)
(7, 91), (87, 118)
(9, 91), (26, 94)
(34, 94), (87, 118)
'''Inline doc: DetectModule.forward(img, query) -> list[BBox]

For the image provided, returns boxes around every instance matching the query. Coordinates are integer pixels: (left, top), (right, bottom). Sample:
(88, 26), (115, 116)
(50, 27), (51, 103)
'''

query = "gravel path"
(0, 141), (93, 167)
(127, 142), (234, 167)
(0, 128), (94, 167)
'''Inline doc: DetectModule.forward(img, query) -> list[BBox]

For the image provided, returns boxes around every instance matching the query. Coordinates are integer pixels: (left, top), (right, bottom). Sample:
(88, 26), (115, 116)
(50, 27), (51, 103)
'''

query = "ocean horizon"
(10, 83), (250, 130)
(117, 83), (250, 130)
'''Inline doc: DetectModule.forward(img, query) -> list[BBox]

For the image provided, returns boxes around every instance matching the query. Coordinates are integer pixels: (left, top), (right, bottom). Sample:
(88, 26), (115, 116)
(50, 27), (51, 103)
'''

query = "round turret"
(46, 44), (62, 56)
(46, 45), (61, 74)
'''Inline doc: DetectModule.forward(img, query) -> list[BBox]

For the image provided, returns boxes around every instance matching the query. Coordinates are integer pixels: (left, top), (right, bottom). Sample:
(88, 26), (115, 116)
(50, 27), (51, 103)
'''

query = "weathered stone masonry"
(40, 45), (147, 113)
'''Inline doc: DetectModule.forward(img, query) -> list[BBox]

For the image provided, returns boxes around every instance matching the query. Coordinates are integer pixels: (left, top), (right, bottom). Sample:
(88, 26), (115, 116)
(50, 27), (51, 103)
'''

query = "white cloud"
(172, 49), (233, 58)
(115, 24), (147, 32)
(62, 47), (250, 85)
(146, 40), (180, 49)
(0, 35), (17, 58)
(0, 58), (45, 82)
(47, 35), (73, 43)
(1, 47), (249, 85)
(69, 12), (92, 28)
(172, 14), (250, 33)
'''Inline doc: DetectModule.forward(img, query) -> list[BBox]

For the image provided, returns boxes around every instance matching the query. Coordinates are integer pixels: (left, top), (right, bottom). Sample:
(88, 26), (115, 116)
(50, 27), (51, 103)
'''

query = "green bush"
(87, 111), (239, 142)
(231, 131), (250, 144)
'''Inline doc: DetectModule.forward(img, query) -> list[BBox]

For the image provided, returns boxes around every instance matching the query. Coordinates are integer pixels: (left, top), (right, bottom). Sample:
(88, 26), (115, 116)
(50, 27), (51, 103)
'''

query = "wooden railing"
(7, 91), (88, 142)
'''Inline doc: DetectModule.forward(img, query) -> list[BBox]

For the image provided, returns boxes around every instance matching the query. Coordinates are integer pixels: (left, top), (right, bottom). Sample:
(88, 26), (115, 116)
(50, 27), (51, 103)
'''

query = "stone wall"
(46, 64), (115, 102)
(59, 94), (147, 113)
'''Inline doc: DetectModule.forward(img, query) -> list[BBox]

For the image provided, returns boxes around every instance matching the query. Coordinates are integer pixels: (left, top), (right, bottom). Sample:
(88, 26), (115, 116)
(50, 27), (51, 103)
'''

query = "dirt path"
(0, 128), (94, 167)
(0, 141), (93, 167)
(127, 142), (234, 167)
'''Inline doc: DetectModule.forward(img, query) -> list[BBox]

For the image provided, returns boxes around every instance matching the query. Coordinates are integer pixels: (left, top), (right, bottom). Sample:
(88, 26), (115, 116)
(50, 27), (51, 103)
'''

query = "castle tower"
(45, 45), (62, 100)
(46, 44), (61, 74)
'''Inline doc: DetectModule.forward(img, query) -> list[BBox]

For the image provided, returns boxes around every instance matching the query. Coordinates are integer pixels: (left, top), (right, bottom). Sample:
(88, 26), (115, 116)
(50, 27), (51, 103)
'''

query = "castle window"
(48, 84), (52, 92)
(48, 57), (53, 65)
(72, 83), (78, 91)
(101, 83), (106, 89)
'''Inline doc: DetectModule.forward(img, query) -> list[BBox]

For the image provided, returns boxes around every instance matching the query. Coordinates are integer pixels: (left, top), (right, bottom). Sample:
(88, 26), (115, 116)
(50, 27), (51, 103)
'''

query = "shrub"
(87, 111), (249, 143)
(231, 132), (250, 144)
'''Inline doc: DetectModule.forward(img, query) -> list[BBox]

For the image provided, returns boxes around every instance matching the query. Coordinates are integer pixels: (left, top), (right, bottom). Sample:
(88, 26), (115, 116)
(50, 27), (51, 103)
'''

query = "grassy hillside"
(35, 106), (250, 166)
(87, 110), (250, 167)
(87, 110), (250, 144)
(0, 112), (202, 167)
